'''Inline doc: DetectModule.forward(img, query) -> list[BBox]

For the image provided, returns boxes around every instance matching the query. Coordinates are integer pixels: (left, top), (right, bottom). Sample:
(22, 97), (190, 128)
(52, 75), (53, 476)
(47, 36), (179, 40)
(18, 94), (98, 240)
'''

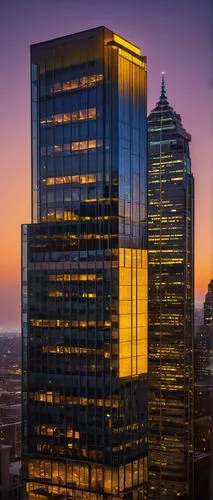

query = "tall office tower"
(21, 27), (148, 500)
(148, 75), (194, 500)
(204, 280), (213, 326)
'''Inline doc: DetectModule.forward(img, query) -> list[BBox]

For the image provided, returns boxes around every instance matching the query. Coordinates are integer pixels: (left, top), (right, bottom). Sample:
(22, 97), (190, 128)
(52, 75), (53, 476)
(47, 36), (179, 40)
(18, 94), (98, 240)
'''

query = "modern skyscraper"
(195, 279), (213, 383)
(204, 280), (213, 326)
(148, 75), (194, 499)
(22, 27), (148, 499)
(194, 280), (213, 500)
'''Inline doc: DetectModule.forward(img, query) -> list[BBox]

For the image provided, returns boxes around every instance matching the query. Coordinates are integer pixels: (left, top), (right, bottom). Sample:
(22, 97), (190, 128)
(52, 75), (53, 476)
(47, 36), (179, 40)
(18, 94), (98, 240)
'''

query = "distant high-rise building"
(22, 27), (148, 499)
(204, 280), (213, 326)
(195, 279), (213, 383)
(0, 445), (21, 500)
(194, 280), (213, 500)
(195, 325), (211, 383)
(148, 75), (194, 499)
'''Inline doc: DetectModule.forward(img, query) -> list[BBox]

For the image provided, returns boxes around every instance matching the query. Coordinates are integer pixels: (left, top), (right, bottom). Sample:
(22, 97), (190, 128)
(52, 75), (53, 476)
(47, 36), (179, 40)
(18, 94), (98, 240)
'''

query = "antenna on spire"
(160, 71), (166, 99)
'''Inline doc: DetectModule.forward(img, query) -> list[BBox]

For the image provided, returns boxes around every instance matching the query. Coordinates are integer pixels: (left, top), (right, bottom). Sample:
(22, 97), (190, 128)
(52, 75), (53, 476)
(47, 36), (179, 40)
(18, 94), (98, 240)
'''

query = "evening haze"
(0, 0), (212, 329)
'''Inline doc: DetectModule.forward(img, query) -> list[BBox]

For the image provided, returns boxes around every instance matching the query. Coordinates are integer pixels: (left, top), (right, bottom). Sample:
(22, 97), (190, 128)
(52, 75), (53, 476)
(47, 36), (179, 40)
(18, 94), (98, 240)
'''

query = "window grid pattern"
(22, 27), (148, 500)
(148, 87), (194, 500)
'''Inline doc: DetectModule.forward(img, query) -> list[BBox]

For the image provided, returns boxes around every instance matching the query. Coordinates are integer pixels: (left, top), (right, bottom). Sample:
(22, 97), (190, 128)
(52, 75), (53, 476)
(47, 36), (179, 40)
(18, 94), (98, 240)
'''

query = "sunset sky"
(0, 0), (212, 330)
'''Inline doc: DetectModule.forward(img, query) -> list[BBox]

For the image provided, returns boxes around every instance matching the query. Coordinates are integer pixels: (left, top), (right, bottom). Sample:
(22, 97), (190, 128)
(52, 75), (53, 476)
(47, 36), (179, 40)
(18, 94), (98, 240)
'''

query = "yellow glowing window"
(71, 141), (78, 151)
(41, 107), (97, 126)
(119, 301), (131, 314)
(104, 468), (112, 494)
(51, 75), (103, 94)
(137, 326), (148, 340)
(48, 273), (98, 282)
(79, 109), (86, 120)
(137, 356), (147, 373)
(119, 315), (131, 329)
(88, 107), (96, 119)
(118, 49), (144, 68)
(63, 112), (71, 122)
(119, 328), (132, 342)
(66, 429), (80, 439)
(82, 293), (96, 298)
(54, 114), (63, 123)
(30, 318), (108, 328)
(119, 248), (148, 378)
(120, 286), (131, 300)
(113, 34), (140, 55)
(72, 139), (96, 151)
(63, 80), (77, 91)
(120, 268), (131, 286)
(48, 291), (63, 298)
(88, 139), (96, 149)
(43, 140), (100, 156)
(137, 285), (148, 300)
(137, 315), (147, 327)
(120, 358), (131, 378)
(120, 342), (131, 358)
(137, 339), (147, 356)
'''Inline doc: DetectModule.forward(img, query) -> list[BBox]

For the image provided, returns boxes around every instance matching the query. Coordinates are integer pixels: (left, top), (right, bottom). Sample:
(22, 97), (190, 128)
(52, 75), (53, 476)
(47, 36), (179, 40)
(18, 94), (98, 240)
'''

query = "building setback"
(22, 27), (148, 499)
(148, 76), (194, 499)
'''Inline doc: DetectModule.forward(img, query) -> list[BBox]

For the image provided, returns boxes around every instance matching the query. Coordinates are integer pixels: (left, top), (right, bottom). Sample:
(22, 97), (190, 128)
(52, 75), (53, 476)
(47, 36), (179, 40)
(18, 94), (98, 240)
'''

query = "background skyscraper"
(148, 76), (194, 499)
(194, 279), (213, 500)
(204, 280), (213, 326)
(22, 27), (148, 499)
(195, 278), (213, 385)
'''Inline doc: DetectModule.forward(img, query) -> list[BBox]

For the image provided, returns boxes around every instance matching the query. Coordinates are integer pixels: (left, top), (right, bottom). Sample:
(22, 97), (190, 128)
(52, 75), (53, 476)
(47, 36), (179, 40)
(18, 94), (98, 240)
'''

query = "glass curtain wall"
(22, 27), (148, 500)
(148, 78), (194, 500)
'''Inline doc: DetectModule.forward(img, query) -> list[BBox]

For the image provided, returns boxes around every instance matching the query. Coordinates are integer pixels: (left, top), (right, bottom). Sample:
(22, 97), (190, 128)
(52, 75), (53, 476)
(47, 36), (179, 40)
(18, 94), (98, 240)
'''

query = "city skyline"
(0, 0), (212, 329)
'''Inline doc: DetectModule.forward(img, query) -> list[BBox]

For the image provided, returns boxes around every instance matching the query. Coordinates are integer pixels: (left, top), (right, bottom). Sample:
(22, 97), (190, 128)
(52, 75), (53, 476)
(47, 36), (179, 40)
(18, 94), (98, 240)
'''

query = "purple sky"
(0, 0), (212, 330)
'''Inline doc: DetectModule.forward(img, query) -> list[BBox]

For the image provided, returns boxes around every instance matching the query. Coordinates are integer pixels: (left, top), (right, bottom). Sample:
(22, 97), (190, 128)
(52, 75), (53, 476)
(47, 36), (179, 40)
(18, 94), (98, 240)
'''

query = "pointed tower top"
(160, 72), (166, 99)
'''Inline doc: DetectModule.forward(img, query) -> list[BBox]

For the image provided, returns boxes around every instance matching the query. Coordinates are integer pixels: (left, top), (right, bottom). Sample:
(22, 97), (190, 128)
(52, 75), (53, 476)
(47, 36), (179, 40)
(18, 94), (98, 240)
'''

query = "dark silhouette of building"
(22, 27), (148, 499)
(194, 452), (209, 500)
(195, 325), (212, 383)
(148, 75), (194, 499)
(194, 385), (211, 453)
(195, 279), (213, 383)
(194, 280), (213, 500)
(0, 422), (21, 460)
(0, 445), (21, 500)
(204, 280), (213, 326)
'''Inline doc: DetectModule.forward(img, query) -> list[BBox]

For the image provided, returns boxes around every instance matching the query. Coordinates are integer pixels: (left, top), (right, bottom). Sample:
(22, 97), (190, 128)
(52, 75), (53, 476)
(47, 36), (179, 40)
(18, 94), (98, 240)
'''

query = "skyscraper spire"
(160, 71), (166, 99)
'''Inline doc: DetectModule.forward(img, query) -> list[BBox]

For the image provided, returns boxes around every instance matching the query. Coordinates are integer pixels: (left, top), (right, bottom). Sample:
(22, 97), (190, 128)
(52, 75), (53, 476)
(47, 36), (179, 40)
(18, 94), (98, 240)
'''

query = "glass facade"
(147, 76), (194, 499)
(22, 27), (148, 499)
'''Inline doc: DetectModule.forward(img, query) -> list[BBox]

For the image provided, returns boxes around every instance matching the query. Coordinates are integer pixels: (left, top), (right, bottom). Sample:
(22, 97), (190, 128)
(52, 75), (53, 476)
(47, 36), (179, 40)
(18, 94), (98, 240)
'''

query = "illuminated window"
(50, 74), (103, 94)
(41, 139), (101, 156)
(41, 107), (96, 126)
(48, 291), (63, 298)
(119, 248), (148, 377)
(48, 273), (100, 282)
(30, 318), (111, 329)
(113, 34), (140, 55)
(45, 174), (96, 186)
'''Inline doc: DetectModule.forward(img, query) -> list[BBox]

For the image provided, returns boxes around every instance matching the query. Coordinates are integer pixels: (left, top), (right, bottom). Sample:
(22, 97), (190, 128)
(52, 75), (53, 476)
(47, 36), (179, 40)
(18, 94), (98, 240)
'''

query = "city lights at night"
(0, 1), (212, 499)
